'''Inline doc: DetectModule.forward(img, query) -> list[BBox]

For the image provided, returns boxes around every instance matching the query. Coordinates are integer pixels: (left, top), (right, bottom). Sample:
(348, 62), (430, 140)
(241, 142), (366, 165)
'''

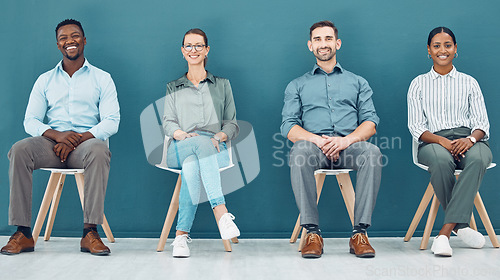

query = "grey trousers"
(418, 127), (492, 225)
(8, 136), (111, 227)
(289, 140), (382, 227)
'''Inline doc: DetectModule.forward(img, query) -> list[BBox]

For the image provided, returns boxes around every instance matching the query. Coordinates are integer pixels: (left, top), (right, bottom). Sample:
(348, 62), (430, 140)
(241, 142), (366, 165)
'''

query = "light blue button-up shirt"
(24, 59), (120, 141)
(281, 63), (379, 138)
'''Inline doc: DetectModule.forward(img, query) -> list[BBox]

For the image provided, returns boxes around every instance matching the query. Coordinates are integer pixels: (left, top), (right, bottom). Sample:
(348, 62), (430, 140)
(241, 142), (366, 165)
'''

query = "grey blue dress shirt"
(281, 63), (379, 138)
(163, 72), (239, 140)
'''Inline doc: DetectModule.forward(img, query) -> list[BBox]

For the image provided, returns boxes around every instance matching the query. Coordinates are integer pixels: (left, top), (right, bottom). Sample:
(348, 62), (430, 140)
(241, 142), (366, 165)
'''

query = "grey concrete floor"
(0, 236), (499, 280)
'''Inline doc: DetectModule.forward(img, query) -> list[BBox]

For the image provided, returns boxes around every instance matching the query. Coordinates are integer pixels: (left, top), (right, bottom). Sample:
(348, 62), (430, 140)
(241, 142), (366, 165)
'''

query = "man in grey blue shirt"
(1, 19), (119, 256)
(281, 20), (382, 258)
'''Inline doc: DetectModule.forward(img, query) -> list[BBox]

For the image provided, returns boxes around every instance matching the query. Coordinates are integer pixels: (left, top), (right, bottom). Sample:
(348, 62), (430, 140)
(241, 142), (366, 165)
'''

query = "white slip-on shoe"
(218, 213), (240, 240)
(171, 234), (191, 258)
(431, 235), (453, 257)
(454, 227), (485, 249)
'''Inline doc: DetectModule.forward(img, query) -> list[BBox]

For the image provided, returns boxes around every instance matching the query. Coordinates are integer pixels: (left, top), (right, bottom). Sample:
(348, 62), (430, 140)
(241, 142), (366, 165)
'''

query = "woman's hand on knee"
(211, 137), (221, 152)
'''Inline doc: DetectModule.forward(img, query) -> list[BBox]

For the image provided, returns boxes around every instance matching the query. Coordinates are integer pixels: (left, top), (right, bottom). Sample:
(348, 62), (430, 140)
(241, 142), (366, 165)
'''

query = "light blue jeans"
(167, 131), (230, 233)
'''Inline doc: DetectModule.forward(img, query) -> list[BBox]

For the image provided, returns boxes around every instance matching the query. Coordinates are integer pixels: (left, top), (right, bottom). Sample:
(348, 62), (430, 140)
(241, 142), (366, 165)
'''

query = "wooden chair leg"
(290, 215), (301, 243)
(314, 173), (326, 200)
(75, 173), (115, 243)
(222, 239), (232, 252)
(32, 173), (63, 244)
(44, 174), (66, 241)
(214, 208), (234, 252)
(74, 173), (85, 208)
(157, 175), (182, 252)
(101, 214), (115, 243)
(336, 173), (355, 226)
(404, 183), (434, 242)
(297, 173), (326, 252)
(420, 194), (440, 250)
(298, 227), (307, 251)
(470, 213), (477, 231)
(474, 193), (500, 248)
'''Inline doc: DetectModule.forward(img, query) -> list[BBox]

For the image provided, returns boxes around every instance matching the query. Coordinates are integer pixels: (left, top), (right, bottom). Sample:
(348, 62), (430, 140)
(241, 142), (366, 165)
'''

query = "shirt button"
(329, 97), (332, 100)
(328, 84), (331, 87)
(331, 109), (334, 112)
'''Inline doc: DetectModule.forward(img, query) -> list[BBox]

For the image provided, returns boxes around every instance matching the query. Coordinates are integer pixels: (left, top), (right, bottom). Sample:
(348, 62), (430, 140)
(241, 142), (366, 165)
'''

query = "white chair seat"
(404, 139), (499, 249)
(156, 135), (238, 252)
(32, 140), (115, 244)
(290, 168), (355, 251)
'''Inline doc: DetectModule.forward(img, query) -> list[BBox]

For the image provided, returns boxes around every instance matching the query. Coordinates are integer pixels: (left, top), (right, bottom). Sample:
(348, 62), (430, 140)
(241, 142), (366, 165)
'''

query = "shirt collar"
(173, 71), (216, 87)
(55, 58), (90, 73)
(429, 65), (457, 79)
(311, 62), (343, 75)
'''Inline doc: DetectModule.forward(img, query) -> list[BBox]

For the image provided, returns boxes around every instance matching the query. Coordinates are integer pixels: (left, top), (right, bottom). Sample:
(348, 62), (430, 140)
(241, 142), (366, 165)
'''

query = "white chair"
(289, 168), (355, 251)
(156, 136), (239, 252)
(404, 139), (499, 249)
(31, 140), (115, 244)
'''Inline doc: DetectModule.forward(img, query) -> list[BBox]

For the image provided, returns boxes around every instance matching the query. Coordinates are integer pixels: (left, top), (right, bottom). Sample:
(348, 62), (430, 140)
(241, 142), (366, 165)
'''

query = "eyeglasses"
(182, 44), (206, 52)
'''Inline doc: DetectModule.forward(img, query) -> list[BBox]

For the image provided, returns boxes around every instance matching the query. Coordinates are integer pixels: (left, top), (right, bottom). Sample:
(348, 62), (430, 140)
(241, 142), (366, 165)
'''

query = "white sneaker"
(218, 213), (240, 240)
(171, 234), (191, 258)
(454, 227), (485, 249)
(431, 235), (452, 256)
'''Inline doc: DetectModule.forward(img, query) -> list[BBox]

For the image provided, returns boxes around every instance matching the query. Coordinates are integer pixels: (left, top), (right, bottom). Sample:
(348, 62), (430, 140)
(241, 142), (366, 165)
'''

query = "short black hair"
(310, 20), (338, 39)
(427, 27), (456, 46)
(55, 19), (85, 38)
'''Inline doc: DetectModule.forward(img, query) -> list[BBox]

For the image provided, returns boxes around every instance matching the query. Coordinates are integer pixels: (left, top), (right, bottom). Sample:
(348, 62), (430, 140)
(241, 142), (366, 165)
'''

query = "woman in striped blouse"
(407, 27), (492, 257)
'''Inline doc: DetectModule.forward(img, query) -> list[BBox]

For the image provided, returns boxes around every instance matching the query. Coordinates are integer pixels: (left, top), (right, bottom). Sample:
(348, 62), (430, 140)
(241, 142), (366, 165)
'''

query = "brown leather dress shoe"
(301, 233), (323, 258)
(1, 231), (35, 255)
(81, 230), (110, 256)
(349, 232), (375, 258)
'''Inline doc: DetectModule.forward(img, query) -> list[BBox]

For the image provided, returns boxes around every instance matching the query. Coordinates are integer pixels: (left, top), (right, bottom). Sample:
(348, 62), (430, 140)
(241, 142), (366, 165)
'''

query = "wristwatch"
(466, 136), (477, 144)
(213, 135), (221, 144)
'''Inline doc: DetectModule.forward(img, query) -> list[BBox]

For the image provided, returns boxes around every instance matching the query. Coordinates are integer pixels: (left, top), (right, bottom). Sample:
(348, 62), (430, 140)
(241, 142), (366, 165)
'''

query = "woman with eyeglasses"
(162, 28), (240, 257)
(408, 27), (492, 257)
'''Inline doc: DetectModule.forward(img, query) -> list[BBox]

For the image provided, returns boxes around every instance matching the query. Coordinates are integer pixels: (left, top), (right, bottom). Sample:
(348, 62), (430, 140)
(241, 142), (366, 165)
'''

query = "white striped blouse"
(407, 66), (490, 141)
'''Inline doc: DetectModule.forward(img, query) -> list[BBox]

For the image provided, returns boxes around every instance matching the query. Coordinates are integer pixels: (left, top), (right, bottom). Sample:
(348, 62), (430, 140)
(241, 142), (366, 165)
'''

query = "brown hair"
(309, 20), (338, 39)
(183, 28), (209, 66)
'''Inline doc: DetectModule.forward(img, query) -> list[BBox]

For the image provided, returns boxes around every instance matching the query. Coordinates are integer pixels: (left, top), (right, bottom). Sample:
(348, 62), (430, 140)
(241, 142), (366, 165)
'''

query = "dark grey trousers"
(289, 140), (382, 227)
(418, 127), (492, 225)
(8, 136), (111, 227)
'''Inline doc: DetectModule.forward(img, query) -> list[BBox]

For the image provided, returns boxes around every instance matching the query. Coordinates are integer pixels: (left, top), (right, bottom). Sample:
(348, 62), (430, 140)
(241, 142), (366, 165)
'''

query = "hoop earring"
(454, 53), (458, 58)
(428, 54), (431, 59)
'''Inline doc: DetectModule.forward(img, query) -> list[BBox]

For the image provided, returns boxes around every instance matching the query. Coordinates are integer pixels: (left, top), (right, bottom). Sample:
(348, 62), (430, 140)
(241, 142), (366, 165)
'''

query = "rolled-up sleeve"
(356, 78), (379, 127)
(221, 79), (239, 140)
(24, 75), (52, 137)
(469, 78), (490, 140)
(407, 77), (428, 141)
(162, 83), (182, 137)
(88, 74), (120, 140)
(280, 80), (303, 138)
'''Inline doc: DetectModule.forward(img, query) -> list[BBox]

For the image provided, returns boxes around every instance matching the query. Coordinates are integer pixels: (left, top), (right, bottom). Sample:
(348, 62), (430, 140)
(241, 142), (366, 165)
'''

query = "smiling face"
(308, 26), (341, 62)
(56, 24), (86, 61)
(182, 33), (209, 66)
(427, 32), (457, 70)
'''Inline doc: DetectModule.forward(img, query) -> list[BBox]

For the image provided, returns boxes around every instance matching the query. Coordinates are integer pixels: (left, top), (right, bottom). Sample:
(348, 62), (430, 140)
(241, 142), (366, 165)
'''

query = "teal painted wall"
(1, 0), (500, 238)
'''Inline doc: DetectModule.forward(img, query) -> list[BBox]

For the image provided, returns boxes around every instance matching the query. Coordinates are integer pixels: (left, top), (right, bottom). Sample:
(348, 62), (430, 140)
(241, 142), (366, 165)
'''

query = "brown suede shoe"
(301, 233), (323, 258)
(1, 231), (35, 255)
(349, 232), (375, 258)
(80, 230), (110, 256)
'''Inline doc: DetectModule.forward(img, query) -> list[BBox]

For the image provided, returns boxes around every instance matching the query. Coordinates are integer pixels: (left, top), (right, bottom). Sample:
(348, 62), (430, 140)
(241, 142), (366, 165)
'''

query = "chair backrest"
(411, 139), (429, 171)
(412, 138), (496, 173)
(155, 135), (234, 174)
